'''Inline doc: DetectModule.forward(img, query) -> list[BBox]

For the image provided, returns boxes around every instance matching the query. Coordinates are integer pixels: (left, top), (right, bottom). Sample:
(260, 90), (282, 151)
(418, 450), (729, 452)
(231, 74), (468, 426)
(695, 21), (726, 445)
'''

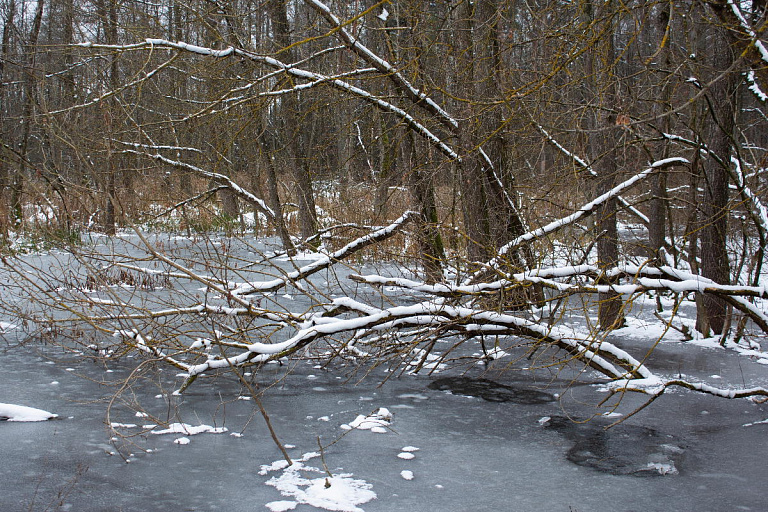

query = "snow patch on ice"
(0, 403), (57, 422)
(150, 422), (228, 436)
(110, 422), (138, 428)
(261, 456), (376, 512)
(265, 501), (298, 512)
(407, 348), (445, 372)
(647, 461), (678, 475)
(340, 408), (392, 432)
(400, 470), (414, 481)
(397, 393), (428, 401)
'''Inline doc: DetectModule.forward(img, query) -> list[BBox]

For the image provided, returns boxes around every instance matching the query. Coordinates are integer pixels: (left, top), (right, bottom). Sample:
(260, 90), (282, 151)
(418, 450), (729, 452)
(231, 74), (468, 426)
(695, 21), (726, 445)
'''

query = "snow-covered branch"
(726, 1), (768, 65)
(476, 157), (689, 279)
(124, 149), (276, 221)
(303, 0), (459, 131)
(75, 39), (460, 160)
(48, 53), (179, 115)
(232, 211), (418, 296)
(607, 376), (768, 400)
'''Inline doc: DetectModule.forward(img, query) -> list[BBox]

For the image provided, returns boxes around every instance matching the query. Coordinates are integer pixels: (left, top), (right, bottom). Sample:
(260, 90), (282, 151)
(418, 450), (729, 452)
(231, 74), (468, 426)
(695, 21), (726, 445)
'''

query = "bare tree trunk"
(98, 0), (119, 234)
(266, 0), (318, 245)
(14, 0), (46, 228)
(456, 0), (529, 268)
(648, 4), (672, 261)
(403, 130), (445, 284)
(261, 140), (295, 256)
(697, 22), (736, 336)
(584, 0), (624, 329)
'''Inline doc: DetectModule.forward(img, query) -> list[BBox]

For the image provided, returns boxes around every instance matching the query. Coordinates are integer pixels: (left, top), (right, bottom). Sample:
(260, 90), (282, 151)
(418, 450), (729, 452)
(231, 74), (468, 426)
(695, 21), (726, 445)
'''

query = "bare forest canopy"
(1, 0), (768, 427)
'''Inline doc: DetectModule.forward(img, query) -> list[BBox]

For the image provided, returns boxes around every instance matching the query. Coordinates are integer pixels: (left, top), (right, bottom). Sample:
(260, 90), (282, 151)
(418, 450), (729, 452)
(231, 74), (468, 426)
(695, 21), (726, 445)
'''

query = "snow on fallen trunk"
(0, 403), (57, 422)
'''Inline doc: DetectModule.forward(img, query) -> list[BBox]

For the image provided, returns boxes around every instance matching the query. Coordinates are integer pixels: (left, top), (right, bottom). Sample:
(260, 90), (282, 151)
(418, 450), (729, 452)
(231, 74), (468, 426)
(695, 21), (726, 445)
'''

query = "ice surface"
(1, 234), (767, 512)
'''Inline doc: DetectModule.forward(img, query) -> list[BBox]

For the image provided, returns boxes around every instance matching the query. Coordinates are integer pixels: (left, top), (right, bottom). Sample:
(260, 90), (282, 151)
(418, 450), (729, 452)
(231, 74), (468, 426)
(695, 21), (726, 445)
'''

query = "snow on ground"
(0, 403), (57, 422)
(613, 315), (686, 343)
(278, 251), (327, 262)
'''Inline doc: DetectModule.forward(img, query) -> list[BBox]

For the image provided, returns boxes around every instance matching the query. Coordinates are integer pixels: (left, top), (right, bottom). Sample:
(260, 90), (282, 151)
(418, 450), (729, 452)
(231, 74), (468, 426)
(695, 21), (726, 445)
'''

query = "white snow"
(0, 321), (17, 332)
(150, 422), (228, 436)
(340, 408), (392, 432)
(278, 251), (325, 262)
(261, 455), (377, 512)
(397, 452), (415, 460)
(400, 470), (414, 481)
(0, 403), (57, 422)
(401, 446), (419, 452)
(265, 501), (298, 512)
(174, 437), (190, 445)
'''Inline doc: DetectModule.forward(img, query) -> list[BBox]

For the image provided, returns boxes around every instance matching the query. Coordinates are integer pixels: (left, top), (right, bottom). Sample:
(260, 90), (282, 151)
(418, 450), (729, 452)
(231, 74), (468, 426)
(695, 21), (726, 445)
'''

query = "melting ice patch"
(0, 403), (57, 422)
(261, 452), (376, 512)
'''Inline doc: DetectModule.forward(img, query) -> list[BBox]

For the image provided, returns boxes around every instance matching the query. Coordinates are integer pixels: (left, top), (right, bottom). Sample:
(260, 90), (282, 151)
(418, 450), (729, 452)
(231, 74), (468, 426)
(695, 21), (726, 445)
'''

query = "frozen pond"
(2, 338), (768, 511)
(1, 232), (767, 511)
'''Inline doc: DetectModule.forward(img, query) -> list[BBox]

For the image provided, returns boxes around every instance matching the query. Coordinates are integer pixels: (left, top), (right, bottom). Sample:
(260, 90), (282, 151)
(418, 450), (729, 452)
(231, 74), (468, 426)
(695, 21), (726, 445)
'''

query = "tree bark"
(697, 21), (736, 335)
(583, 0), (624, 329)
(266, 0), (318, 245)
